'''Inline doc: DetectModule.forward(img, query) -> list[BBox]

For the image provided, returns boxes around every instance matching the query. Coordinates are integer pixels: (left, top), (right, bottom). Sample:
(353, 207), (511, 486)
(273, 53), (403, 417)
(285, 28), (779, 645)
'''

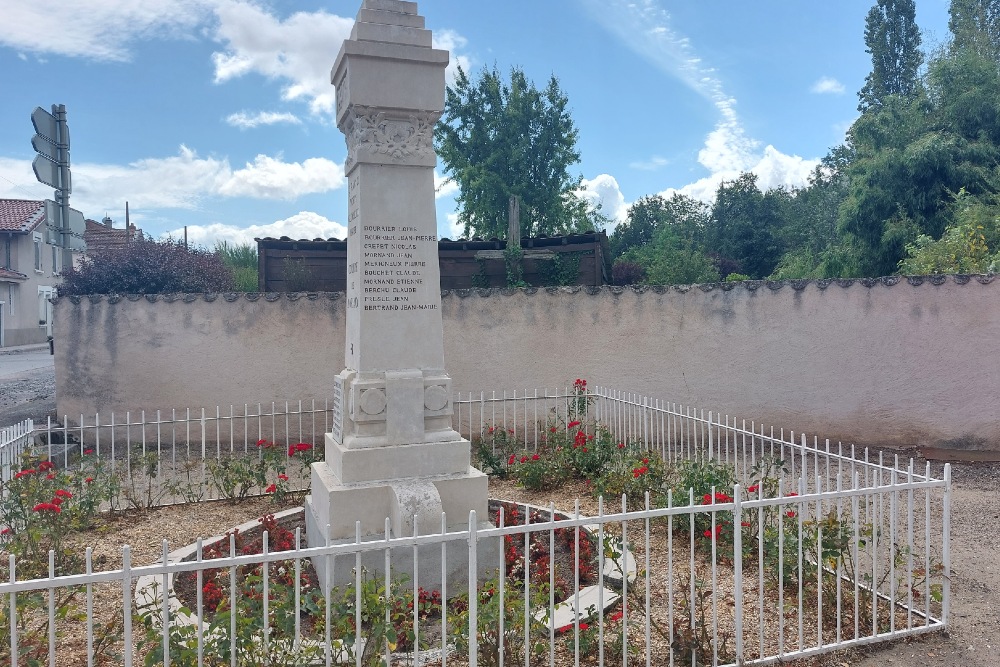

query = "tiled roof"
(0, 267), (27, 283)
(0, 199), (45, 233)
(85, 219), (138, 252)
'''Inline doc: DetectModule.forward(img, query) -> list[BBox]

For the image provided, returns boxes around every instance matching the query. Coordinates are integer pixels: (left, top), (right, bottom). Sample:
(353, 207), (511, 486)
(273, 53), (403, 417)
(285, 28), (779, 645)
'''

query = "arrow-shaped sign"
(32, 156), (70, 192)
(31, 134), (58, 162)
(31, 107), (58, 143)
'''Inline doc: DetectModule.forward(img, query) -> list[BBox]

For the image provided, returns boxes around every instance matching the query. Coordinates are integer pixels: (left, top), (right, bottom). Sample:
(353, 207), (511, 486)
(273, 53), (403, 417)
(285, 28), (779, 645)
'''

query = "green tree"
(435, 66), (592, 239)
(859, 0), (923, 112)
(706, 173), (789, 279)
(610, 193), (708, 259)
(620, 227), (719, 286)
(898, 188), (1000, 273)
(949, 0), (1000, 61)
(58, 238), (235, 295)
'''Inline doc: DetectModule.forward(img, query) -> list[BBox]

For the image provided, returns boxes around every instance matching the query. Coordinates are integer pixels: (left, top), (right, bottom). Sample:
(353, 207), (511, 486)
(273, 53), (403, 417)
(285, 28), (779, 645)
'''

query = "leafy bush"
(216, 241), (259, 292)
(611, 260), (646, 285)
(58, 237), (235, 295)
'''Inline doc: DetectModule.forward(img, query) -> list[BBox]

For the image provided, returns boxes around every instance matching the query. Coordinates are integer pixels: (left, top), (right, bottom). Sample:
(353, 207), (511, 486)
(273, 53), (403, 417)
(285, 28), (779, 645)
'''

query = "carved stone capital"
(342, 106), (440, 169)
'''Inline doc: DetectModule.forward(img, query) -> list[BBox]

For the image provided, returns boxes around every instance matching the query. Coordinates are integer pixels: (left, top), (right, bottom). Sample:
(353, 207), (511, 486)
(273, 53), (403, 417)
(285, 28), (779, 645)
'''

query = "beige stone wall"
(53, 275), (1000, 449)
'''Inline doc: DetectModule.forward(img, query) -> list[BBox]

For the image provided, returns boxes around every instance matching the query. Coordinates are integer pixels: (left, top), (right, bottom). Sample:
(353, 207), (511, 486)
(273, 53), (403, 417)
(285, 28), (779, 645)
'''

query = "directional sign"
(44, 201), (86, 251)
(31, 134), (58, 162)
(32, 155), (61, 190)
(30, 107), (63, 144)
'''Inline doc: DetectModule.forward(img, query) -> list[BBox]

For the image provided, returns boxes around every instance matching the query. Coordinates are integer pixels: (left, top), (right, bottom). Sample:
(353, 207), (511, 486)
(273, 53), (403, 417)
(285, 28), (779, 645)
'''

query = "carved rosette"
(342, 106), (440, 169)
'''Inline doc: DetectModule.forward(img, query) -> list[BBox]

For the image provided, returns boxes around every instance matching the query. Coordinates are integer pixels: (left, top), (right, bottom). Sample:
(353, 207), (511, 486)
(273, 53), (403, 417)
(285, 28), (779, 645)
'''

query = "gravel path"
(1, 370), (996, 666)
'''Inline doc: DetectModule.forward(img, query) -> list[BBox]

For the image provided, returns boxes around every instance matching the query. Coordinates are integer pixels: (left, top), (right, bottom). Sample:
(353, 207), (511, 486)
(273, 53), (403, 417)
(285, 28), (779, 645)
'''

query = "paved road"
(0, 347), (56, 426)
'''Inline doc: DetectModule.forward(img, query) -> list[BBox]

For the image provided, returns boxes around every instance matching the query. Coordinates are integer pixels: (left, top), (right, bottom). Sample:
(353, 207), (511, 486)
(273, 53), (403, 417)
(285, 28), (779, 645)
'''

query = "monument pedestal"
(307, 0), (498, 591)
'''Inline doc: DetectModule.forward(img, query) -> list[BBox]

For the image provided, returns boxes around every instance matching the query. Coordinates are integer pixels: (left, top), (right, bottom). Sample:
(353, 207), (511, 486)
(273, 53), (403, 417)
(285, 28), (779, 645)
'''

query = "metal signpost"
(31, 104), (82, 270)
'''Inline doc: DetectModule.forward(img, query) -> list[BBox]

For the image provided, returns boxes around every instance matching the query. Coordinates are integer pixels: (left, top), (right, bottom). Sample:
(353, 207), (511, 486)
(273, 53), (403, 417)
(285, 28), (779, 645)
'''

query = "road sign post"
(31, 104), (73, 271)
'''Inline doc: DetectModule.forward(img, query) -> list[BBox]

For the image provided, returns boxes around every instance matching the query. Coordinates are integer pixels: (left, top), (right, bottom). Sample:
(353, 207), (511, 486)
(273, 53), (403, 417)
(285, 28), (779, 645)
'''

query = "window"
(33, 233), (43, 272)
(38, 286), (54, 328)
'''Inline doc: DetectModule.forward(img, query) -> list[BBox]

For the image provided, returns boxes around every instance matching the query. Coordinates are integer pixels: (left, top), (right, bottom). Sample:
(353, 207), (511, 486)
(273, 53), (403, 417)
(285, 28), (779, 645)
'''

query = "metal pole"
(53, 104), (73, 272)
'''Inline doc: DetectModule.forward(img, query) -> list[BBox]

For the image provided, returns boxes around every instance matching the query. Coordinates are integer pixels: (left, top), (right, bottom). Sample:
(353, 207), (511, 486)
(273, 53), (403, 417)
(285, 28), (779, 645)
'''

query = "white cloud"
(225, 110), (302, 129)
(433, 29), (473, 85)
(162, 211), (346, 248)
(211, 1), (354, 116)
(629, 156), (670, 171)
(811, 76), (846, 95)
(218, 154), (344, 199)
(434, 171), (460, 199)
(0, 147), (344, 221)
(583, 0), (820, 203)
(579, 174), (628, 228)
(443, 212), (464, 240)
(0, 0), (216, 61)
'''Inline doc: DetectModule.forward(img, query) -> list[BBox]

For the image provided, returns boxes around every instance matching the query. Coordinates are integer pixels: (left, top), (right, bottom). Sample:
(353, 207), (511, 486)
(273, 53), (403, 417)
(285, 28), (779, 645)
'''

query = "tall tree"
(858, 0), (923, 112)
(609, 193), (708, 259)
(435, 66), (590, 239)
(706, 173), (789, 279)
(949, 0), (1000, 61)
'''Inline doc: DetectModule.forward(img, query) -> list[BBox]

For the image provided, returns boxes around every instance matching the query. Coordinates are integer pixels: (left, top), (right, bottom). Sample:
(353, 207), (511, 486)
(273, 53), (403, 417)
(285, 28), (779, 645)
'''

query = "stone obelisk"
(306, 0), (495, 590)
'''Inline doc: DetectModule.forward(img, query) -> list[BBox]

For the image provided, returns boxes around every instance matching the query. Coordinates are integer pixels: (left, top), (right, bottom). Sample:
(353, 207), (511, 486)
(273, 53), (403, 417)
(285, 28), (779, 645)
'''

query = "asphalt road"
(0, 347), (56, 427)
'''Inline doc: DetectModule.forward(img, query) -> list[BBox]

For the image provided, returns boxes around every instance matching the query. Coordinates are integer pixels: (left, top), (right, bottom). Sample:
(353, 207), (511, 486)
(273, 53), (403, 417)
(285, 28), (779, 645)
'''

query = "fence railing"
(0, 419), (33, 485)
(0, 387), (950, 665)
(0, 473), (949, 666)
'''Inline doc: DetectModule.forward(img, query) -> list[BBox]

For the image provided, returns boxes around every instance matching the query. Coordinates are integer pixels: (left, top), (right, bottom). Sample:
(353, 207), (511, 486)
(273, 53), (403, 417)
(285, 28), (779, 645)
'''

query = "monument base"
(305, 445), (501, 592)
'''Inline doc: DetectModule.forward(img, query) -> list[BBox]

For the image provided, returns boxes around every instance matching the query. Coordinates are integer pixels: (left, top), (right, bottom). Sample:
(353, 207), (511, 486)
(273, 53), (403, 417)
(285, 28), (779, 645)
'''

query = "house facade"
(0, 199), (83, 346)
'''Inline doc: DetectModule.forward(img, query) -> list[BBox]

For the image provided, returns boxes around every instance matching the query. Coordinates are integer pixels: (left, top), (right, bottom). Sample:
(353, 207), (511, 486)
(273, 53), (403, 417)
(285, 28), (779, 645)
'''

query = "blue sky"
(0, 0), (952, 247)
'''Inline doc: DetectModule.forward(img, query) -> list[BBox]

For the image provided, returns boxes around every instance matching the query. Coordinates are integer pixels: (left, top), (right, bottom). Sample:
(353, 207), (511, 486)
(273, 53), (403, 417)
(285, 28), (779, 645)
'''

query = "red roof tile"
(0, 267), (27, 282)
(0, 199), (45, 233)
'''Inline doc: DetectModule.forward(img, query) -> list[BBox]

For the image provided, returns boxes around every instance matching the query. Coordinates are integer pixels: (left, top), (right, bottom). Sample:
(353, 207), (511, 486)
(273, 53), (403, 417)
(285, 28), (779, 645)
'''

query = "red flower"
(39, 461), (55, 471)
(520, 456), (528, 463)
(55, 489), (72, 498)
(617, 442), (625, 449)
(703, 529), (712, 538)
(45, 473), (55, 480)
(787, 493), (798, 497)
(567, 421), (581, 429)
(642, 458), (649, 464)
(741, 522), (751, 527)
(85, 477), (94, 484)
(33, 502), (60, 513)
(507, 428), (514, 434)
(0, 527), (10, 535)
(265, 484), (277, 493)
(609, 610), (623, 622)
(277, 474), (289, 482)
(747, 485), (759, 493)
(786, 510), (796, 518)
(488, 426), (495, 434)
(83, 449), (94, 455)
(702, 493), (713, 505)
(582, 447), (587, 453)
(550, 426), (557, 433)
(51, 497), (63, 506)
(579, 623), (589, 631)
(507, 454), (516, 465)
(14, 469), (36, 479)
(531, 454), (540, 461)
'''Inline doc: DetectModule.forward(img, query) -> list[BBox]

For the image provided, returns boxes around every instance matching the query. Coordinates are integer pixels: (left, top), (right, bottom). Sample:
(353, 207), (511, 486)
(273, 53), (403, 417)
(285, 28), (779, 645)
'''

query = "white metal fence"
(0, 387), (950, 666)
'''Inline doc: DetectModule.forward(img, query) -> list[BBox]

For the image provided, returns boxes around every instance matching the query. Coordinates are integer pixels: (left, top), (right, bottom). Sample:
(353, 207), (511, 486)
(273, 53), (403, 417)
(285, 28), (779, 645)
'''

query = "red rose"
(265, 484), (276, 493)
(507, 454), (516, 465)
(567, 421), (581, 429)
(277, 474), (289, 481)
(531, 454), (540, 461)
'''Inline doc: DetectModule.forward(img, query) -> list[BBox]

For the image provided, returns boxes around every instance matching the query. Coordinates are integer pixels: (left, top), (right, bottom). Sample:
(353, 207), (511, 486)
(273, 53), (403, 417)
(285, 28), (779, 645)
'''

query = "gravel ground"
(2, 371), (997, 666)
(0, 365), (56, 426)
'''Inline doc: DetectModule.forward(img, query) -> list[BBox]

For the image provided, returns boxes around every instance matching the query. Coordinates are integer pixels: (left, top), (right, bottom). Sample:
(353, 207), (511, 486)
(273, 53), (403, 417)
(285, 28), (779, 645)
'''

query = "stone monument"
(305, 0), (496, 590)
